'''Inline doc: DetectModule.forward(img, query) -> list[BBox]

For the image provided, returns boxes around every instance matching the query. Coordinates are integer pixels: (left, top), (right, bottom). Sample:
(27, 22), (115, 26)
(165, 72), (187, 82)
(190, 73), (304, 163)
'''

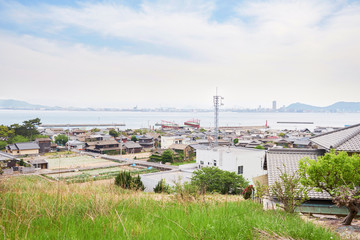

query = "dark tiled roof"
(266, 149), (330, 200)
(15, 142), (40, 150)
(310, 123), (360, 152)
(124, 141), (142, 149)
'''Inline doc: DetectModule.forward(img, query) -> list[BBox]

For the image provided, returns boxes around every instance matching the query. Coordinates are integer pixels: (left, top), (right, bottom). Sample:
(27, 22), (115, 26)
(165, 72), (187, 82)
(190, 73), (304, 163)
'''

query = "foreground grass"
(0, 176), (339, 239)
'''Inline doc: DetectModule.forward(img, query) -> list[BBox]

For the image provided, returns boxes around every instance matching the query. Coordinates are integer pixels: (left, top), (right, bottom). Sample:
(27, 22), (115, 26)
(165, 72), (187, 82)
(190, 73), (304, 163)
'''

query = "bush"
(0, 141), (7, 150)
(242, 185), (254, 199)
(191, 167), (249, 195)
(254, 181), (269, 199)
(154, 179), (171, 193)
(115, 171), (145, 191)
(271, 167), (309, 213)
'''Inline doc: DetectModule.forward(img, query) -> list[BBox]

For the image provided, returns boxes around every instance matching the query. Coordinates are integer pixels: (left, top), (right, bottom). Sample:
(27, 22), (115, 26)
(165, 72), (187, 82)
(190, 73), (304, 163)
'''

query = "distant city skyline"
(1, 0), (360, 109)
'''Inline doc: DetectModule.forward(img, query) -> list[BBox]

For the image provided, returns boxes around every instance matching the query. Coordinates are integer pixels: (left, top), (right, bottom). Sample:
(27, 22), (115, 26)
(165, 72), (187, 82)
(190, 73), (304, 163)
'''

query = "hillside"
(0, 176), (339, 239)
(0, 99), (62, 110)
(285, 101), (360, 112)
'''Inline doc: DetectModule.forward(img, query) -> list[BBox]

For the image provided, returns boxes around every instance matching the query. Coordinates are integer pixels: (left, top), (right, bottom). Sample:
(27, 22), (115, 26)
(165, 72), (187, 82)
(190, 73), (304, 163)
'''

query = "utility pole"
(213, 88), (224, 147)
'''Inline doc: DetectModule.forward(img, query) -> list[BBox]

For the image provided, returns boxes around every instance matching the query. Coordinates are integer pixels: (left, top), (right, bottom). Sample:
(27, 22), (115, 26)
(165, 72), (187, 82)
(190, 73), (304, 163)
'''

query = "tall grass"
(0, 176), (339, 239)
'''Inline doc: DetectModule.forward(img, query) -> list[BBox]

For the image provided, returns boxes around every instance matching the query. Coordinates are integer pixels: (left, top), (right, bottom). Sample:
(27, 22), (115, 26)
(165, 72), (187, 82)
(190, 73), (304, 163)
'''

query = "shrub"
(242, 185), (254, 200)
(115, 172), (145, 191)
(254, 181), (269, 199)
(191, 167), (249, 195)
(154, 179), (171, 194)
(271, 167), (309, 213)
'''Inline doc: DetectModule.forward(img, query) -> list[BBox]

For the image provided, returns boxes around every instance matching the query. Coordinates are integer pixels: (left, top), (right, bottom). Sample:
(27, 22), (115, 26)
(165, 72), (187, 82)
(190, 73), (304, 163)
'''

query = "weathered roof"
(265, 148), (330, 200)
(169, 144), (188, 150)
(28, 159), (48, 164)
(310, 123), (360, 152)
(124, 141), (142, 149)
(12, 142), (40, 150)
(0, 152), (17, 161)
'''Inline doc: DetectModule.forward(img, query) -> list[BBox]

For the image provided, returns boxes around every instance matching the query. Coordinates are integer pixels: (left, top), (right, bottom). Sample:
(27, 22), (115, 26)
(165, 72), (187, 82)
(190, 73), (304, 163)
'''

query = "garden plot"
(45, 165), (158, 183)
(46, 155), (119, 170)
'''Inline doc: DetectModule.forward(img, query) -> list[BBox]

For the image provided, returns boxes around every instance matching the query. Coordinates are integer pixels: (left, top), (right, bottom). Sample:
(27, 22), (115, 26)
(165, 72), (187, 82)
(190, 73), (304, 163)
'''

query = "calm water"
(0, 110), (359, 130)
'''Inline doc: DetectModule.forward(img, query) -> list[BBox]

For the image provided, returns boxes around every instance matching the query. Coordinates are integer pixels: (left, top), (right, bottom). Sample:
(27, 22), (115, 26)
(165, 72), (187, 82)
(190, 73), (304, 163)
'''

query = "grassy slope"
(0, 176), (339, 240)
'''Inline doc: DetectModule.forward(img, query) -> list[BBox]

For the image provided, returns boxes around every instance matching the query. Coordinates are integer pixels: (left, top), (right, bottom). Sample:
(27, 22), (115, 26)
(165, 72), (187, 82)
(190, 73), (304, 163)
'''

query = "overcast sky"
(1, 0), (360, 109)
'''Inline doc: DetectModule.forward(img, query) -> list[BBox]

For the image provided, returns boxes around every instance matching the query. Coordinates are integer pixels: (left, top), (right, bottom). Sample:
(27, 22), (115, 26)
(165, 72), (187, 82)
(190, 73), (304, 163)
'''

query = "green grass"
(171, 160), (196, 166)
(0, 176), (339, 239)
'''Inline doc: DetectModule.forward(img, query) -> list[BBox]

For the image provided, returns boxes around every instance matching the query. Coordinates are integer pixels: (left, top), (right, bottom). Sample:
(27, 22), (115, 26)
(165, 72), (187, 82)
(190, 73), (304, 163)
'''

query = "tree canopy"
(109, 129), (120, 138)
(191, 167), (249, 195)
(54, 134), (69, 146)
(298, 150), (360, 225)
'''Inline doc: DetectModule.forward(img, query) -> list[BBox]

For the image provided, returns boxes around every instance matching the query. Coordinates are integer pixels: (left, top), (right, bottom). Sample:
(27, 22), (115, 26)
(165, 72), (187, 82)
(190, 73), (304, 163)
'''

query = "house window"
(238, 166), (243, 175)
(213, 160), (217, 166)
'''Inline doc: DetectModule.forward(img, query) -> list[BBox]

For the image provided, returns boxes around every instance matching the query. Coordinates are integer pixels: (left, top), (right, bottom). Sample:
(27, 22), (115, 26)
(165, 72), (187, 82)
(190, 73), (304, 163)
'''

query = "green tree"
(109, 129), (120, 138)
(10, 118), (41, 140)
(115, 172), (144, 191)
(54, 134), (69, 146)
(131, 135), (138, 142)
(233, 138), (239, 145)
(191, 167), (249, 194)
(0, 125), (14, 141)
(298, 150), (360, 225)
(0, 141), (7, 150)
(161, 150), (175, 163)
(8, 135), (29, 144)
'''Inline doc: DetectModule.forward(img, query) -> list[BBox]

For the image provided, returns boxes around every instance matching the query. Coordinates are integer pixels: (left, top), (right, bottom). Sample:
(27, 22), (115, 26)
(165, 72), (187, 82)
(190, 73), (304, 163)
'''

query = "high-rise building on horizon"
(272, 101), (277, 111)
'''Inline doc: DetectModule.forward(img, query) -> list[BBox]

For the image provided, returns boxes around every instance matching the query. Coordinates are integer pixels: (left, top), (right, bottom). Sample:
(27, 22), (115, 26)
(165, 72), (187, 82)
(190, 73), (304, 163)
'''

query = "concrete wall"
(196, 147), (266, 184)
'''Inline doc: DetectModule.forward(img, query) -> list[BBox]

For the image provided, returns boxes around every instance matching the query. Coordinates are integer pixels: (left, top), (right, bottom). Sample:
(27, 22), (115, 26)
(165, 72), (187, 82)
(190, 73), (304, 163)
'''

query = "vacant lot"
(46, 155), (119, 170)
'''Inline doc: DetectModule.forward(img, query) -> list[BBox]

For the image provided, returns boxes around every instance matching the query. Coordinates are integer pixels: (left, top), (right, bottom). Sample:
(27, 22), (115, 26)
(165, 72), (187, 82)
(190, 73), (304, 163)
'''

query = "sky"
(0, 0), (360, 109)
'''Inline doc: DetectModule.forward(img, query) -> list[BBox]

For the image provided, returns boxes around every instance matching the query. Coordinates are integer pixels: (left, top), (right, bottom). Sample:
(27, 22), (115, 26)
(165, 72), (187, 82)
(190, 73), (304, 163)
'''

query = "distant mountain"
(285, 101), (360, 112)
(0, 99), (62, 110)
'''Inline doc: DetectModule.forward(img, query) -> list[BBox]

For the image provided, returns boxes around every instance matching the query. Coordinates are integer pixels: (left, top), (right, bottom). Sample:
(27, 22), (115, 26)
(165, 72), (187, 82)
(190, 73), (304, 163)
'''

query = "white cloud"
(0, 0), (360, 108)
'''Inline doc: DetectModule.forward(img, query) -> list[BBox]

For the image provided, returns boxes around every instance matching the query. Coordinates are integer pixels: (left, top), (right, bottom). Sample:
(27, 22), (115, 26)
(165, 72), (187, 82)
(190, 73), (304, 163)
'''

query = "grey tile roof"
(15, 142), (40, 150)
(266, 149), (331, 200)
(124, 141), (142, 149)
(310, 123), (360, 152)
(0, 152), (17, 161)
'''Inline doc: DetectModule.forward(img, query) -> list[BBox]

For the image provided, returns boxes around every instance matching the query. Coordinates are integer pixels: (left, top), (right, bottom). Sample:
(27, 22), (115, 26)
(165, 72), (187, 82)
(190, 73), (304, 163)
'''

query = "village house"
(85, 140), (121, 154)
(27, 159), (48, 169)
(168, 144), (194, 161)
(196, 146), (266, 183)
(5, 142), (40, 156)
(161, 135), (189, 149)
(123, 141), (143, 154)
(138, 135), (154, 148)
(35, 138), (52, 154)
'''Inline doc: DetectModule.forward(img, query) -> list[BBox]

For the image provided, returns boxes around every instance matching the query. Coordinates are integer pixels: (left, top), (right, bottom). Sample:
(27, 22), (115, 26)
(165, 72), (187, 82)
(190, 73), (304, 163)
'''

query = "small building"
(168, 144), (194, 161)
(123, 141), (143, 154)
(196, 146), (266, 183)
(35, 138), (52, 154)
(71, 129), (87, 136)
(0, 152), (19, 169)
(293, 139), (312, 148)
(68, 140), (85, 150)
(138, 135), (154, 148)
(28, 159), (48, 169)
(85, 140), (121, 154)
(5, 142), (40, 156)
(161, 136), (188, 149)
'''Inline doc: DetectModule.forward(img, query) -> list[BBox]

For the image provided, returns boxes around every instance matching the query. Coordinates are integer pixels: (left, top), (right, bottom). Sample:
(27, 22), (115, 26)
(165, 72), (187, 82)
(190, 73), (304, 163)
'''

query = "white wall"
(196, 147), (266, 184)
(161, 136), (189, 149)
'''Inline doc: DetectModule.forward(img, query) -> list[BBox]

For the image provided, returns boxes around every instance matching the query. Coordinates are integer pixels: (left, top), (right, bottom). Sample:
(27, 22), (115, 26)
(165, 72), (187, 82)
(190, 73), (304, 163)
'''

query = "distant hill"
(285, 101), (360, 112)
(0, 99), (61, 110)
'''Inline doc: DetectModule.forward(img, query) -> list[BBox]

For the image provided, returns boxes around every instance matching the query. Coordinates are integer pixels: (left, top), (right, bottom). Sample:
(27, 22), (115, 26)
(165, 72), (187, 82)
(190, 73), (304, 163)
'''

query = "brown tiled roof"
(266, 149), (330, 200)
(169, 144), (188, 150)
(310, 123), (360, 152)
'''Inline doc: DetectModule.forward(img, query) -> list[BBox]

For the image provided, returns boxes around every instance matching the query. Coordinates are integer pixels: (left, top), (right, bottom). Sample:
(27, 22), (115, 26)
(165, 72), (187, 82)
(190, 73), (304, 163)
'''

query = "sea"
(0, 110), (359, 130)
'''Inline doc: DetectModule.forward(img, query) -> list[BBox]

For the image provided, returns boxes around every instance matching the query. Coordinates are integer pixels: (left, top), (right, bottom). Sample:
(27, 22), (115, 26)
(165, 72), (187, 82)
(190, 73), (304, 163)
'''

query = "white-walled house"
(196, 146), (266, 183)
(161, 136), (190, 149)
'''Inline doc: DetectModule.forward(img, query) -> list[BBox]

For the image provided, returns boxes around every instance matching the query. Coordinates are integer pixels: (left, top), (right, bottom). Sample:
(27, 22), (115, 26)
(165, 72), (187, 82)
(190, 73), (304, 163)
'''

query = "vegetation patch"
(0, 176), (339, 239)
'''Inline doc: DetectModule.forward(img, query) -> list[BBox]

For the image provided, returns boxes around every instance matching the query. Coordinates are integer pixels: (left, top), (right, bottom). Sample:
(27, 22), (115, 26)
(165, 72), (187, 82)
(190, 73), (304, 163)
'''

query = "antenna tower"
(213, 88), (224, 147)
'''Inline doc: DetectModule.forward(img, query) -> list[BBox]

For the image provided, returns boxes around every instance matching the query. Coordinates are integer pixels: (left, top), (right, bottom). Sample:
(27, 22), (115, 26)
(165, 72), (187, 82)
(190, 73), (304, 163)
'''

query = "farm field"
(46, 155), (119, 170)
(45, 165), (159, 183)
(0, 176), (340, 240)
